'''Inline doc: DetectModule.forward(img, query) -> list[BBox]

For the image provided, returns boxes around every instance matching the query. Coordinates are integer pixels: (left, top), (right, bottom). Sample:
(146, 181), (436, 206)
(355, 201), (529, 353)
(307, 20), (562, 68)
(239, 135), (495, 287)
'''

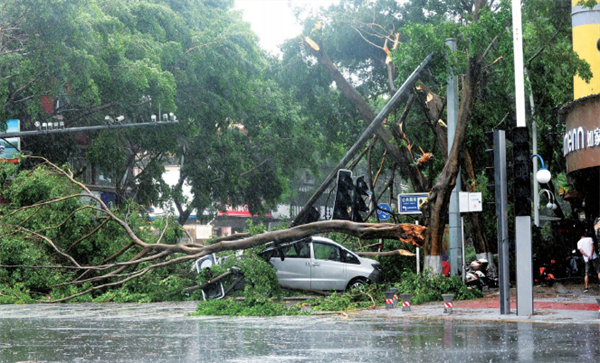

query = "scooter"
(464, 268), (483, 290)
(565, 250), (584, 278)
(469, 258), (499, 289)
(463, 258), (498, 291)
(533, 265), (556, 287)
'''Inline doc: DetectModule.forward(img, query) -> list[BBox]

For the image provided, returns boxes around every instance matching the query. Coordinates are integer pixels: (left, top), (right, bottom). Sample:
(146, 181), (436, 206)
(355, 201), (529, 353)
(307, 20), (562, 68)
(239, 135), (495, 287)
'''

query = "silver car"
(260, 236), (383, 291)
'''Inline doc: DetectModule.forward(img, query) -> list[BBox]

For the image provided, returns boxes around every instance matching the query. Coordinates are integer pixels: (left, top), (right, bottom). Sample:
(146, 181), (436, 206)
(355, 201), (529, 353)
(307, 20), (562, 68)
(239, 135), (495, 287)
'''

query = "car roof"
(311, 236), (345, 249)
(261, 236), (347, 253)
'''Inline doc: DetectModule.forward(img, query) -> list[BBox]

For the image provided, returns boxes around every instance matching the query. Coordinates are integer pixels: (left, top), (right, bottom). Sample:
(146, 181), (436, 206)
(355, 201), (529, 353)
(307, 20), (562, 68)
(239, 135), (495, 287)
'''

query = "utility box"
(459, 192), (482, 213)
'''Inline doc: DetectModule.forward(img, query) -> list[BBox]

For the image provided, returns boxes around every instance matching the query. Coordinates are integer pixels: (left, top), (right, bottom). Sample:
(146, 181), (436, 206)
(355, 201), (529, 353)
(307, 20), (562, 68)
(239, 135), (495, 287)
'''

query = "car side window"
(285, 242), (310, 258)
(343, 250), (360, 264)
(313, 242), (341, 262)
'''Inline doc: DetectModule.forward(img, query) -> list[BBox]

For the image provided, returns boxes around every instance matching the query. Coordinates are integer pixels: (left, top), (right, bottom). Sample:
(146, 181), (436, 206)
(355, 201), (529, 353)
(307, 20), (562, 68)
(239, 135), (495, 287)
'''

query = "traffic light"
(332, 170), (372, 222)
(351, 176), (371, 222)
(484, 131), (496, 213)
(333, 170), (353, 220)
(512, 127), (531, 216)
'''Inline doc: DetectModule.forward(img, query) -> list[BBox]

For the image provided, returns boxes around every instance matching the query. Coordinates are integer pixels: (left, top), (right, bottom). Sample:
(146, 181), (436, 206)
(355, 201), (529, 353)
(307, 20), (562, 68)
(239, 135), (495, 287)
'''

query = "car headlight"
(372, 263), (383, 273)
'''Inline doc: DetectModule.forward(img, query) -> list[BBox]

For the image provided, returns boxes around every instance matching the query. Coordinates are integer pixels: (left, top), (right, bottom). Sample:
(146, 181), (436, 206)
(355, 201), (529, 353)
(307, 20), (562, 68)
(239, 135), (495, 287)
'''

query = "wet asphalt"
(1, 298), (600, 363)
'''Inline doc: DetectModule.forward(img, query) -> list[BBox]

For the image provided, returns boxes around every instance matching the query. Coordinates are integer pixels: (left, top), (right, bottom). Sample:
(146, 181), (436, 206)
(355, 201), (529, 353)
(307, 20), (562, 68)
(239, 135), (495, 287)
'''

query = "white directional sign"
(398, 193), (429, 215)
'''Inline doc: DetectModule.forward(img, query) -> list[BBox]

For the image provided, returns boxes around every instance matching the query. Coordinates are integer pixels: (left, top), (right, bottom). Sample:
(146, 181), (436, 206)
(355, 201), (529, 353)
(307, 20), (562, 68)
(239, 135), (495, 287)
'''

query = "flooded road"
(0, 303), (599, 362)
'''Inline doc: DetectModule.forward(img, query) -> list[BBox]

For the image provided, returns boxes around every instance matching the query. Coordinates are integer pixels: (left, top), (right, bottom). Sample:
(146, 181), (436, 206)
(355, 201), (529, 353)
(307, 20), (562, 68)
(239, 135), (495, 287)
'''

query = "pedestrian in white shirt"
(577, 234), (600, 293)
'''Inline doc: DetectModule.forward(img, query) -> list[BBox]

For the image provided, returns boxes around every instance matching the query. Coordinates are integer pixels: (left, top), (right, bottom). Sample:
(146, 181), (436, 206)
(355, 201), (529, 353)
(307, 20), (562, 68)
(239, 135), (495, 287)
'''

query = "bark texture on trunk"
(424, 54), (482, 274)
(424, 255), (443, 275)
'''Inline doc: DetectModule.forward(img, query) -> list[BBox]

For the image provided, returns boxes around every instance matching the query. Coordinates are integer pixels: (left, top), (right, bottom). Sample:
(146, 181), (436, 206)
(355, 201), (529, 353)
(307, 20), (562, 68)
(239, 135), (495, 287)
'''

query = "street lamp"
(530, 154), (551, 184)
(539, 189), (557, 210)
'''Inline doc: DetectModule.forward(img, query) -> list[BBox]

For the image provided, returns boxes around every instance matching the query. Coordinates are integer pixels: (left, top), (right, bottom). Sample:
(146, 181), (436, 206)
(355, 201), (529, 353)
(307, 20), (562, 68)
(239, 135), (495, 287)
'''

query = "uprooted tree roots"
(0, 157), (426, 303)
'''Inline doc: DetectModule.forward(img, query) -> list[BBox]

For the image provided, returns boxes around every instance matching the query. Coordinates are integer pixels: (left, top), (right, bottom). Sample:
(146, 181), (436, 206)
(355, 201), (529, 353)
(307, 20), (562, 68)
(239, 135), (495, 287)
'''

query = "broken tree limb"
(206, 220), (426, 253)
(183, 270), (234, 293)
(3, 157), (427, 303)
(357, 249), (416, 257)
(292, 50), (434, 225)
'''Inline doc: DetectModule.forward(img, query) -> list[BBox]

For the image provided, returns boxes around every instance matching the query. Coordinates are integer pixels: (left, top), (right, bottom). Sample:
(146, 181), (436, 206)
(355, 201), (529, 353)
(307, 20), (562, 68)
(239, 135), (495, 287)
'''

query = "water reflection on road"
(0, 303), (599, 362)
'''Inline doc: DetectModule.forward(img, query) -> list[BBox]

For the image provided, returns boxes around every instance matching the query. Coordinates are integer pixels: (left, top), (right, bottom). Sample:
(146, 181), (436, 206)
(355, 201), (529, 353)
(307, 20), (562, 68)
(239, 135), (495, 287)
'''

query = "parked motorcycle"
(463, 258), (498, 291)
(565, 250), (585, 278)
(534, 264), (555, 287)
(532, 258), (556, 287)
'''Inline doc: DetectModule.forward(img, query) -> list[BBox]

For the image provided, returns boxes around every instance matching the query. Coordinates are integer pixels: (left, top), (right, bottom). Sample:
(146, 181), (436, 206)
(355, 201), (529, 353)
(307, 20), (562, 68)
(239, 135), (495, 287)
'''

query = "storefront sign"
(560, 95), (600, 174)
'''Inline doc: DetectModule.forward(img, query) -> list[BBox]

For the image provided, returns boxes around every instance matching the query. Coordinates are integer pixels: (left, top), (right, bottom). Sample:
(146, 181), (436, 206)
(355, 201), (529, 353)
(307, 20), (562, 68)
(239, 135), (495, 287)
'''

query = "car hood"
(357, 256), (380, 266)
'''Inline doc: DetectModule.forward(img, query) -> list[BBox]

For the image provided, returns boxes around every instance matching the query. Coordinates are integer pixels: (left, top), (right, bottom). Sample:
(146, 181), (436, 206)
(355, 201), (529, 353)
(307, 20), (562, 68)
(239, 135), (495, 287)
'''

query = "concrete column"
(516, 216), (533, 316)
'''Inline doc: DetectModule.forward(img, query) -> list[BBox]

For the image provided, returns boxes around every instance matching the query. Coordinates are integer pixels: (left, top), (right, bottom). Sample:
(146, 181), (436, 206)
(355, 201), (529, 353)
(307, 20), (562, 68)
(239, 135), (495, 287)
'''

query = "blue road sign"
(377, 203), (391, 220)
(398, 193), (429, 214)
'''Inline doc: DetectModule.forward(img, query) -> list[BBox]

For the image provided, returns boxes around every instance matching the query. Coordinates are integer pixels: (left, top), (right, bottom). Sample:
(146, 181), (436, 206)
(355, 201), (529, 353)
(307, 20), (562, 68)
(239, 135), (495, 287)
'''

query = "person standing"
(577, 233), (600, 293)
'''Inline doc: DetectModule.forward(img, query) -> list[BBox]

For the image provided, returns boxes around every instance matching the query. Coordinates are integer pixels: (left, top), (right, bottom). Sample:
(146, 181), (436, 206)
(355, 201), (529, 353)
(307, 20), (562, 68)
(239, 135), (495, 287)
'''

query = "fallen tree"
(0, 157), (425, 303)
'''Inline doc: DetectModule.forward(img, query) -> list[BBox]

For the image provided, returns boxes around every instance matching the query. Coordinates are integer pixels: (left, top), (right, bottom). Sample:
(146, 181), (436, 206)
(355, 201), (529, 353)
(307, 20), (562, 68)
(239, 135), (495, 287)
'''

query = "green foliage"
(309, 284), (387, 311)
(245, 219), (267, 236)
(0, 283), (36, 305)
(464, 244), (477, 266)
(0, 0), (316, 221)
(577, 0), (599, 10)
(0, 161), (194, 303)
(192, 298), (296, 317)
(237, 254), (282, 304)
(395, 271), (483, 305)
(193, 268), (481, 316)
(193, 254), (287, 316)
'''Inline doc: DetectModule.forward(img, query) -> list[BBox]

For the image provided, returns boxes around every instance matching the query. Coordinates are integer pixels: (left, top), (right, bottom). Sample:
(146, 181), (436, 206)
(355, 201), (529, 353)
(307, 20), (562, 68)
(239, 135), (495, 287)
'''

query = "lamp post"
(538, 189), (558, 211)
(530, 154), (551, 184)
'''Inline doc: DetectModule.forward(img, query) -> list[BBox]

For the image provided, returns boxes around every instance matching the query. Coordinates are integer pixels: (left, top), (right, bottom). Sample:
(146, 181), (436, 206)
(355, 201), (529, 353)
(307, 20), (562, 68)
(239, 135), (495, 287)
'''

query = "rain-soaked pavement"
(1, 301), (600, 363)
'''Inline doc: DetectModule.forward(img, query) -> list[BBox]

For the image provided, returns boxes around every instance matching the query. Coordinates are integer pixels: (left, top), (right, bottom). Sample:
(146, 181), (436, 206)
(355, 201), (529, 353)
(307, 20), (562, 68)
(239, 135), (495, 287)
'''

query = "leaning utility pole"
(292, 53), (434, 225)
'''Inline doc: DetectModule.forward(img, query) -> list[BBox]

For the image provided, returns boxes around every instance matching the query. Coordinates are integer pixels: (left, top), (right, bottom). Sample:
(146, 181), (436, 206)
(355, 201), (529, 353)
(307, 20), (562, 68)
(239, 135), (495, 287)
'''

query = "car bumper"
(368, 270), (383, 283)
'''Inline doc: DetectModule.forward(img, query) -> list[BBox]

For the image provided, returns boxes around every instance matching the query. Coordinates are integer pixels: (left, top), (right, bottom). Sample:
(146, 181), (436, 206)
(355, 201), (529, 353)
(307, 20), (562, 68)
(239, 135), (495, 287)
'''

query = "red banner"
(217, 204), (272, 217)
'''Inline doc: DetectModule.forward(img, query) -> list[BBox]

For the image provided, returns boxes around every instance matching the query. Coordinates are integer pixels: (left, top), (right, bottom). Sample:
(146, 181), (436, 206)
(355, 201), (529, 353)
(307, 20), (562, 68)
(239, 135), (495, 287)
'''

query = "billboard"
(0, 119), (20, 163)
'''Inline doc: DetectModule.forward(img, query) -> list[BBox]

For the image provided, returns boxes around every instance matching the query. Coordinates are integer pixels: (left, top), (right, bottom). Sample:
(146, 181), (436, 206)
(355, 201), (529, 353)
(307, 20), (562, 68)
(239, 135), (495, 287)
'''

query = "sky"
(233, 0), (337, 54)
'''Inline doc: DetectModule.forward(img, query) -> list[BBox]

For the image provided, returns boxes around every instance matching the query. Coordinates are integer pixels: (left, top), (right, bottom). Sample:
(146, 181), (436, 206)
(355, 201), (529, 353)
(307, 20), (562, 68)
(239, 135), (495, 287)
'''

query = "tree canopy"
(1, 0), (316, 221)
(0, 0), (592, 292)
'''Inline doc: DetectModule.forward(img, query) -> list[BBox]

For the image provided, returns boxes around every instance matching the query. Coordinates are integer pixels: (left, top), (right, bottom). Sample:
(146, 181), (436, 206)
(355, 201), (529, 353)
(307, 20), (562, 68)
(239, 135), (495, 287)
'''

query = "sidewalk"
(360, 282), (600, 325)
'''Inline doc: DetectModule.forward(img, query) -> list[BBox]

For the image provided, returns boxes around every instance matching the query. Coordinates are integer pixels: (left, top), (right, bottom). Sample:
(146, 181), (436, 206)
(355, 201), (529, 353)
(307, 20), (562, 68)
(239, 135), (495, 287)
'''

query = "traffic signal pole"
(494, 130), (510, 314)
(0, 120), (178, 139)
(446, 38), (462, 278)
(512, 0), (533, 316)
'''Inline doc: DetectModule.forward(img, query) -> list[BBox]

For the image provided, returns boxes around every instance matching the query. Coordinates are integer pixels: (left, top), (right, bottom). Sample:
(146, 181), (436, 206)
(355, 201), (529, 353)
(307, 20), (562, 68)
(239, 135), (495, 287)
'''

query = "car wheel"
(347, 278), (367, 291)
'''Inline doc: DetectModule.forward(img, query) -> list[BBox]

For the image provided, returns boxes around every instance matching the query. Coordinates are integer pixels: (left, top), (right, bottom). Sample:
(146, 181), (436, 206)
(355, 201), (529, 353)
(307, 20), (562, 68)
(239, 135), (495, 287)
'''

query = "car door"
(310, 241), (347, 291)
(268, 240), (311, 290)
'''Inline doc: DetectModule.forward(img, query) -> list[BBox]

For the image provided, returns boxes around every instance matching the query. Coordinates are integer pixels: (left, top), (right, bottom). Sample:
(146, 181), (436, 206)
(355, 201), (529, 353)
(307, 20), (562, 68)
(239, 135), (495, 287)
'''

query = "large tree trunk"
(424, 54), (482, 274)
